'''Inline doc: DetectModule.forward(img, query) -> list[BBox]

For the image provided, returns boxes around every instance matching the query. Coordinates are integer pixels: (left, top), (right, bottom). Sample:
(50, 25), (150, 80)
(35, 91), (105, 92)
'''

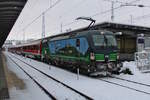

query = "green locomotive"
(41, 30), (121, 75)
(9, 17), (121, 76)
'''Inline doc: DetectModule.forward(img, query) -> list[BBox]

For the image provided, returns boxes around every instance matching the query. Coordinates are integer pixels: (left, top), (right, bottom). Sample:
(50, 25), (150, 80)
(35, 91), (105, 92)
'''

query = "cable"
(103, 0), (130, 4)
(62, 0), (88, 18)
(62, 0), (140, 27)
(122, 13), (150, 22)
(31, 0), (40, 10)
(21, 0), (62, 31)
(91, 0), (140, 17)
(46, 0), (88, 28)
(20, 0), (141, 38)
(47, 0), (142, 35)
(44, 0), (62, 14)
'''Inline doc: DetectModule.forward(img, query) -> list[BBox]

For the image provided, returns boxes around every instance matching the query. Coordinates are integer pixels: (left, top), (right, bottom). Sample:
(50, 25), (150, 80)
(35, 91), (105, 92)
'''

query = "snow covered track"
(7, 55), (56, 100)
(98, 77), (150, 95)
(111, 76), (150, 87)
(8, 54), (93, 100)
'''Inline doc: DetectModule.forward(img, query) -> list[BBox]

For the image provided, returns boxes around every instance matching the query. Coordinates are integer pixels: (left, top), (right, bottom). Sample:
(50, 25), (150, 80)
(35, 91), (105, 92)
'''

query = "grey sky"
(7, 0), (150, 40)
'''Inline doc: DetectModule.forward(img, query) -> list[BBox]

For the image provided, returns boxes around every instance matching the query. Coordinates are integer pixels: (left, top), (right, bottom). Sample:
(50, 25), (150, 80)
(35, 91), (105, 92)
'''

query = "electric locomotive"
(41, 30), (121, 76)
(8, 16), (122, 76)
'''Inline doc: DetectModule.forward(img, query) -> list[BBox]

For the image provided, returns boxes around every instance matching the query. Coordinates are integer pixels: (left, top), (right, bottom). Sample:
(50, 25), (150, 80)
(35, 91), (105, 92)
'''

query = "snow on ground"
(5, 52), (50, 100)
(9, 54), (86, 100)
(117, 61), (150, 85)
(5, 52), (150, 100)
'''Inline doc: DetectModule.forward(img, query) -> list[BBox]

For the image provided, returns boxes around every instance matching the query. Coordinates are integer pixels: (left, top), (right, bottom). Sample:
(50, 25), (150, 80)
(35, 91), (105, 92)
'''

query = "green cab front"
(88, 31), (121, 75)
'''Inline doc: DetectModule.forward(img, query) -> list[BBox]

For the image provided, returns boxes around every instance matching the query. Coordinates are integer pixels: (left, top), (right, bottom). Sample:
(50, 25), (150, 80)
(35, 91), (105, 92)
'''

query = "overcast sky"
(7, 0), (150, 40)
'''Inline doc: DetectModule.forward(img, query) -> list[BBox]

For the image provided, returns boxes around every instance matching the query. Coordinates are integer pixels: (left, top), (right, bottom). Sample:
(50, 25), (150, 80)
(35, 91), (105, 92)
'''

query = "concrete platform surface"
(0, 51), (9, 100)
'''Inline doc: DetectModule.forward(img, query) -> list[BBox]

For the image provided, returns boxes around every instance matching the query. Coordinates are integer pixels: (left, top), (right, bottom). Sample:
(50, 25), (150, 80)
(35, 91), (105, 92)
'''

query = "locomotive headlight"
(108, 63), (113, 69)
(117, 53), (120, 59)
(105, 55), (109, 62)
(90, 52), (95, 60)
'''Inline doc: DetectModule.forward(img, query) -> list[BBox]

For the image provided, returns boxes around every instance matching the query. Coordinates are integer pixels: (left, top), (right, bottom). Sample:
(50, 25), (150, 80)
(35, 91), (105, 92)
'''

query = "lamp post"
(23, 29), (25, 42)
(130, 15), (133, 24)
(42, 12), (45, 38)
(111, 1), (114, 22)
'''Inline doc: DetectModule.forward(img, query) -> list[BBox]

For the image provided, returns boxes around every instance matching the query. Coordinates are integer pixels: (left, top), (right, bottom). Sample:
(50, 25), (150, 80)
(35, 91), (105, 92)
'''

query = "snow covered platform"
(4, 52), (150, 100)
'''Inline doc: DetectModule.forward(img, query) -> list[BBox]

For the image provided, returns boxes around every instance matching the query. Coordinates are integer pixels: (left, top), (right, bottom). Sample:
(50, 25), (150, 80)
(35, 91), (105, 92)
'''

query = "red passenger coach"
(9, 40), (42, 59)
(22, 40), (42, 59)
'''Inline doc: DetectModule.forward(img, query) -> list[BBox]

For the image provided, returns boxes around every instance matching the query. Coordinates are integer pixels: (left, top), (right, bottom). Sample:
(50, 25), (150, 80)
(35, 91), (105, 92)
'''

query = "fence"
(135, 51), (150, 72)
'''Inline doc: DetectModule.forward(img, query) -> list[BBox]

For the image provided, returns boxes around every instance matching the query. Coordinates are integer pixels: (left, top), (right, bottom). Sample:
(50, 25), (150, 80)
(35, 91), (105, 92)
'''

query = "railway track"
(97, 76), (150, 96)
(8, 54), (93, 100)
(9, 53), (150, 98)
(8, 55), (56, 100)
(110, 76), (150, 87)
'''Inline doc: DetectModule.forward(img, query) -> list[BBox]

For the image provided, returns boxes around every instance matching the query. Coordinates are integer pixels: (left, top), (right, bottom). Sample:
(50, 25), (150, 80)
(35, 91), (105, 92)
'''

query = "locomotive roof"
(10, 30), (113, 48)
(76, 30), (113, 36)
(49, 30), (113, 41)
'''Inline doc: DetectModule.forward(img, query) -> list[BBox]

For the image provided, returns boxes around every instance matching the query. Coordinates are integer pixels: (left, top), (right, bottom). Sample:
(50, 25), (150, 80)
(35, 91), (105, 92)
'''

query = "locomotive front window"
(92, 34), (117, 47)
(92, 35), (106, 47)
(105, 35), (117, 47)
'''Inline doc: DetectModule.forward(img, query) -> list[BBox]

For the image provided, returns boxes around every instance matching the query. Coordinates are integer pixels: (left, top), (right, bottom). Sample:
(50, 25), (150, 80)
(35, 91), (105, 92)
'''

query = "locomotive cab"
(87, 31), (121, 75)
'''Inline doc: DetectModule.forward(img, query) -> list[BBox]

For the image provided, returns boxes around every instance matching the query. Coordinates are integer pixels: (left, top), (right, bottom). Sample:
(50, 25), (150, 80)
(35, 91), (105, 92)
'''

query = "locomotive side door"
(76, 38), (81, 65)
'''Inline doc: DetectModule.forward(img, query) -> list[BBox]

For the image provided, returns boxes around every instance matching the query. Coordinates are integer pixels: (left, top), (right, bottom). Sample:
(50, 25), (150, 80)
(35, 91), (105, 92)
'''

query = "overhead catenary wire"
(91, 0), (140, 17)
(62, 0), (140, 27)
(61, 0), (88, 18)
(20, 0), (142, 39)
(21, 0), (140, 31)
(103, 0), (140, 5)
(21, 0), (62, 32)
(47, 0), (142, 33)
(122, 13), (150, 23)
(45, 0), (89, 32)
(30, 0), (40, 10)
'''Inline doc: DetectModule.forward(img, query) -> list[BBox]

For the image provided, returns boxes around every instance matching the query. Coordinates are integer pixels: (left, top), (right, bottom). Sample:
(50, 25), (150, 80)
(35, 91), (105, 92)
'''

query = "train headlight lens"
(117, 54), (120, 59)
(90, 53), (95, 60)
(108, 63), (113, 69)
(105, 55), (109, 62)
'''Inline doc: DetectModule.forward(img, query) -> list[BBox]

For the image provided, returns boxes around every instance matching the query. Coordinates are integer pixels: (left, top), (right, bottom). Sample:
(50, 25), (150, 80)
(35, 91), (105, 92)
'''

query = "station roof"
(94, 22), (150, 33)
(70, 22), (150, 35)
(0, 0), (27, 48)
